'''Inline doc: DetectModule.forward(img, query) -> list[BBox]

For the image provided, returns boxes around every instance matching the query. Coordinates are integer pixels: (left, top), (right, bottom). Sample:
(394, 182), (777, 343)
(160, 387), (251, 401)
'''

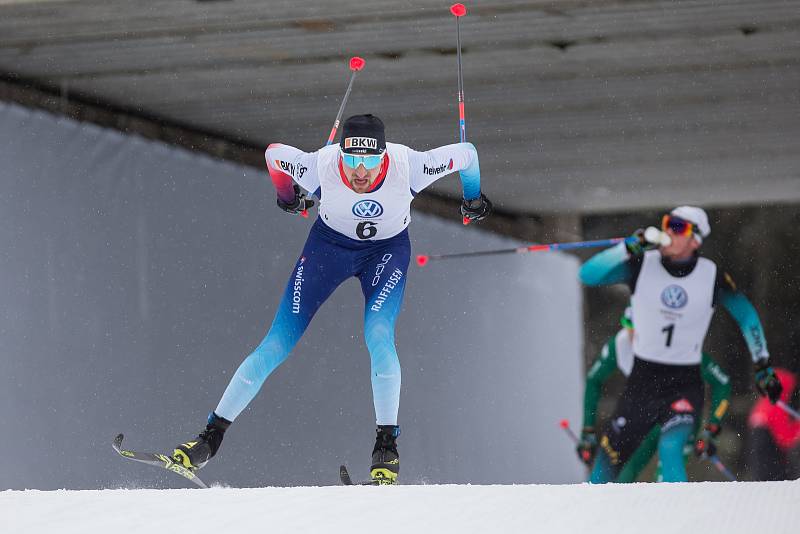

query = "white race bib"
(631, 250), (716, 365)
(316, 143), (414, 240)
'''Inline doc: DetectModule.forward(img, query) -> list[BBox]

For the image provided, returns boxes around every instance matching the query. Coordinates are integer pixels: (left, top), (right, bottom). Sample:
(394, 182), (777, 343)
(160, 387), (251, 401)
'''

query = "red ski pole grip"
(349, 56), (366, 71)
(450, 3), (467, 17)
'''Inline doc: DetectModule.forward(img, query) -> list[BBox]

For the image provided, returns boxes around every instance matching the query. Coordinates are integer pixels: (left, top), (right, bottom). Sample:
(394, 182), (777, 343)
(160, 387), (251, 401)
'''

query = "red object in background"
(748, 368), (800, 452)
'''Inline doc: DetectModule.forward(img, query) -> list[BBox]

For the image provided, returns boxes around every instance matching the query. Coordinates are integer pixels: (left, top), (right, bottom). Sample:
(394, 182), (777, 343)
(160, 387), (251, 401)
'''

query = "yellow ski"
(113, 433), (209, 489)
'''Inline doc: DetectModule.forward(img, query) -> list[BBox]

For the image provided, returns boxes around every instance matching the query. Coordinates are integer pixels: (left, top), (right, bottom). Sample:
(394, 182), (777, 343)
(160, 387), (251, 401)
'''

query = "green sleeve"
(582, 337), (619, 430)
(700, 352), (732, 427)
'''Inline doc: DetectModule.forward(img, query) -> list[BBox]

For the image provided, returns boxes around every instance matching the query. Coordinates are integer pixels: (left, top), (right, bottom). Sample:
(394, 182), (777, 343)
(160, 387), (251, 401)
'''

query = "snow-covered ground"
(3, 481), (798, 534)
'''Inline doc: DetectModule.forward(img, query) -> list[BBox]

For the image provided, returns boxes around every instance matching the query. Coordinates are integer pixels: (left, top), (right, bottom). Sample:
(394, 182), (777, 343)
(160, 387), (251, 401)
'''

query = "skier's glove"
(277, 184), (315, 215)
(461, 193), (493, 222)
(754, 359), (783, 404)
(576, 427), (598, 466)
(624, 228), (653, 256)
(694, 423), (721, 458)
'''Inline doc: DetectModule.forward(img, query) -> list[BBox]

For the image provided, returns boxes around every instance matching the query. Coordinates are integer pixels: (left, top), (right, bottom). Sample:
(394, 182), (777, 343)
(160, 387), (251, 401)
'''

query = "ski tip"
(416, 255), (429, 267)
(450, 3), (467, 17)
(113, 433), (124, 449)
(462, 216), (471, 225)
(559, 419), (570, 429)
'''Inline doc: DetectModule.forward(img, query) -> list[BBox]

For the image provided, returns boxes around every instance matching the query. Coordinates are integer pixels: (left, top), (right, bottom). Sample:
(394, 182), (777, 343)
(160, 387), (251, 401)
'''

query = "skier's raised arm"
(264, 143), (320, 214)
(579, 227), (665, 287)
(406, 142), (492, 221)
(579, 242), (633, 286)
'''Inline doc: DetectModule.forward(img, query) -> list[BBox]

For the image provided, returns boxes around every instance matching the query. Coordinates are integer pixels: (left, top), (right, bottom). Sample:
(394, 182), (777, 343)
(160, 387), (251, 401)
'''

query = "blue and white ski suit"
(214, 141), (482, 425)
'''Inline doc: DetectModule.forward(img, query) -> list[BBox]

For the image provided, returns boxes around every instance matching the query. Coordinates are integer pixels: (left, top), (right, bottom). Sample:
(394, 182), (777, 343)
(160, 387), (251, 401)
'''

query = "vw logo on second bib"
(661, 285), (688, 309)
(352, 200), (384, 218)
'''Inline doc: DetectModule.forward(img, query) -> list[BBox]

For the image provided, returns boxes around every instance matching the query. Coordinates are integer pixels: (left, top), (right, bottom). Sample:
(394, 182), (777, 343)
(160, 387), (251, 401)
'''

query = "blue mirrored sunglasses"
(341, 150), (384, 170)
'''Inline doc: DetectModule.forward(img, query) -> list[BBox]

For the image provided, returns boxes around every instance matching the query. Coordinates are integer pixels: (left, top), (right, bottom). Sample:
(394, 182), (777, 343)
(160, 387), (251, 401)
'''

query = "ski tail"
(339, 464), (382, 486)
(339, 464), (353, 485)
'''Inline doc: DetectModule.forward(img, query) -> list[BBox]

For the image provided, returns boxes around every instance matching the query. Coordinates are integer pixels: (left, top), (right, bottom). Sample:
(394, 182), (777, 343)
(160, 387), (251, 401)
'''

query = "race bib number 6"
(356, 221), (378, 239)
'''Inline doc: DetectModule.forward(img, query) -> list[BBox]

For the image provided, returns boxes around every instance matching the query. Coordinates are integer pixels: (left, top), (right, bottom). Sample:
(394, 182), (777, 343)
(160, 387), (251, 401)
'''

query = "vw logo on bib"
(661, 285), (688, 309)
(352, 200), (384, 218)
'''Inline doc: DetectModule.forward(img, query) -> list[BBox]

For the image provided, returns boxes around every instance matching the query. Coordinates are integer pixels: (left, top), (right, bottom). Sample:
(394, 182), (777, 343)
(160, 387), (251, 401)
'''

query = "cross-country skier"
(171, 114), (492, 484)
(576, 307), (732, 482)
(579, 206), (782, 483)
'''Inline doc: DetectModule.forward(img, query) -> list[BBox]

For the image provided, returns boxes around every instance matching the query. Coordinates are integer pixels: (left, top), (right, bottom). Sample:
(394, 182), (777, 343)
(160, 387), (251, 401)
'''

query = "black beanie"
(340, 114), (386, 155)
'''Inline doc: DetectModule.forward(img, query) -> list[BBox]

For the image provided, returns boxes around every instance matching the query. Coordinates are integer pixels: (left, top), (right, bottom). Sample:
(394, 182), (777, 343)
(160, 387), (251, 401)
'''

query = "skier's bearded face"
(341, 154), (384, 193)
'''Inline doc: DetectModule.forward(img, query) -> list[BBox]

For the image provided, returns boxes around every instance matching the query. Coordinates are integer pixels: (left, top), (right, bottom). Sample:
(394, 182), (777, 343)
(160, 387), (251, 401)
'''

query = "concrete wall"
(0, 102), (584, 489)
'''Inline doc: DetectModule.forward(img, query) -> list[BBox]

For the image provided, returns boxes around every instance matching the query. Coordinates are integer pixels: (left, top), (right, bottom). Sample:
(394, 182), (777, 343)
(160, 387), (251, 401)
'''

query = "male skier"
(576, 307), (731, 482)
(579, 206), (782, 482)
(172, 114), (491, 484)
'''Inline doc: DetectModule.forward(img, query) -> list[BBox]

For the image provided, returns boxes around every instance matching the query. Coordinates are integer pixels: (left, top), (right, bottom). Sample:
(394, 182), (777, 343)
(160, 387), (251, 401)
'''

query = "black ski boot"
(370, 425), (400, 485)
(173, 412), (231, 470)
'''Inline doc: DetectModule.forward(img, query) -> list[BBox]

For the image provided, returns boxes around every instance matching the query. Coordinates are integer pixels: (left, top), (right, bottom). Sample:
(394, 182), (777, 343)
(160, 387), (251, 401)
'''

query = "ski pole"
(559, 419), (580, 444)
(561, 419), (597, 465)
(291, 56), (363, 219)
(777, 400), (800, 421)
(451, 3), (467, 145)
(416, 236), (637, 266)
(325, 56), (365, 146)
(449, 3), (473, 226)
(708, 454), (737, 481)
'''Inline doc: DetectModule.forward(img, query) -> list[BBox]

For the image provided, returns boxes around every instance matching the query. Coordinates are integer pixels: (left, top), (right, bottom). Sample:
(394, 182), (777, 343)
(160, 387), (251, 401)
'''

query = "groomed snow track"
(3, 481), (798, 534)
